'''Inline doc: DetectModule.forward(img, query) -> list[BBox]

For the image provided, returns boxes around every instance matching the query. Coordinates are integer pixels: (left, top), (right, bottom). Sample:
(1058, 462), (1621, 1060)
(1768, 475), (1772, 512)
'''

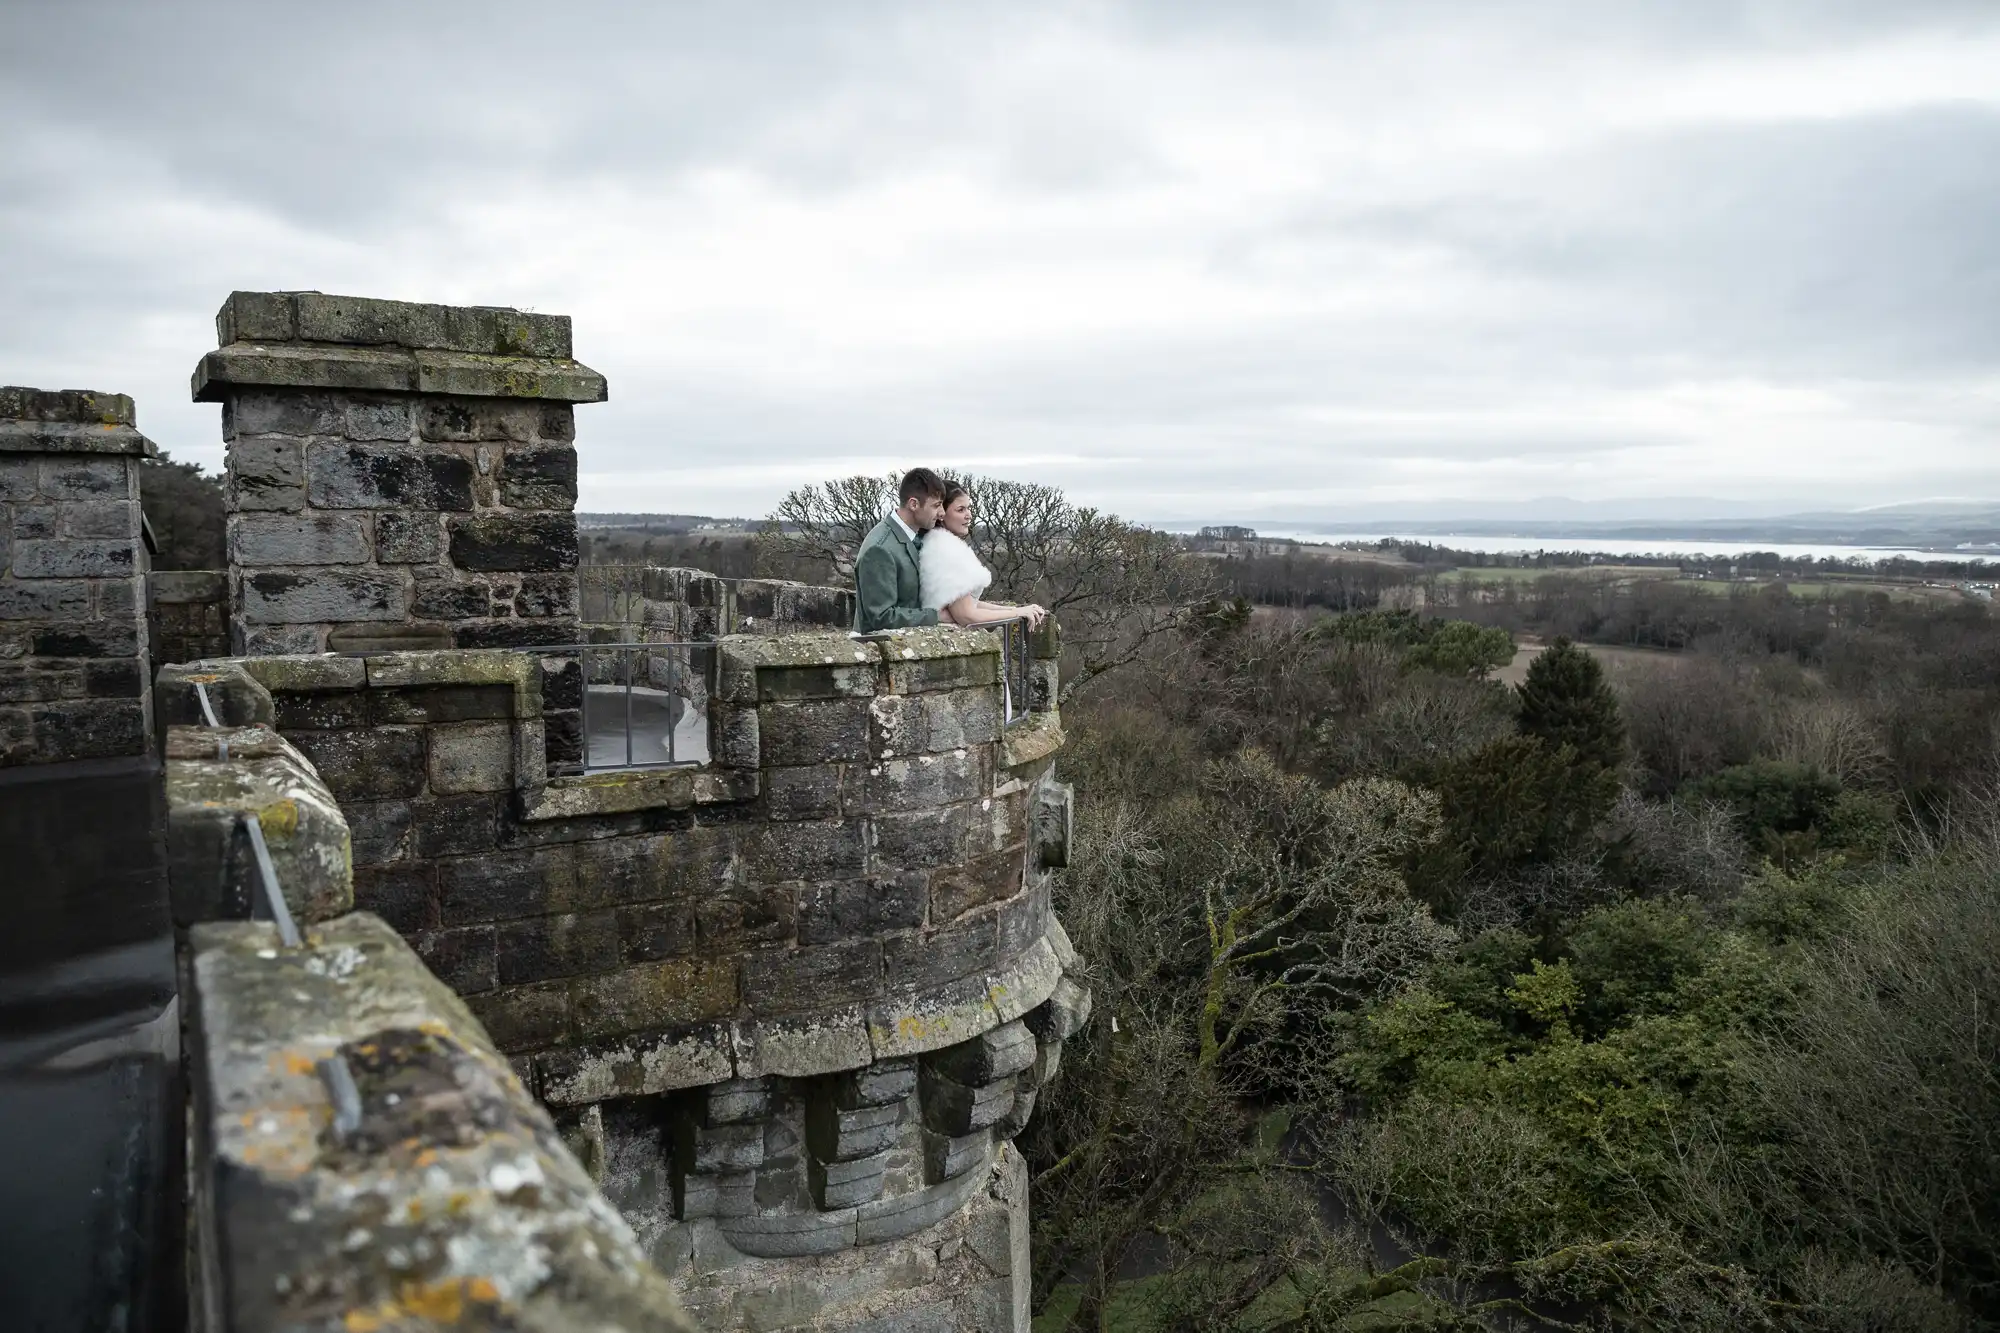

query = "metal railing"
(536, 641), (711, 772)
(972, 615), (1033, 723)
(189, 680), (364, 1137)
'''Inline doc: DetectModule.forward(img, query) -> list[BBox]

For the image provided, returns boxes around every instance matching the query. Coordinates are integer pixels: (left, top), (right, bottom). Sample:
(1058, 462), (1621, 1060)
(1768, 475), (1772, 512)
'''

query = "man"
(854, 468), (946, 632)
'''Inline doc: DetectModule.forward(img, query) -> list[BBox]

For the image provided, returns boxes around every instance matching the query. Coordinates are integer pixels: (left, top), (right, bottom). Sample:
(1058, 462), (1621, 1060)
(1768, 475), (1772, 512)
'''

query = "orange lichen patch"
(417, 1020), (452, 1038)
(342, 1277), (505, 1330)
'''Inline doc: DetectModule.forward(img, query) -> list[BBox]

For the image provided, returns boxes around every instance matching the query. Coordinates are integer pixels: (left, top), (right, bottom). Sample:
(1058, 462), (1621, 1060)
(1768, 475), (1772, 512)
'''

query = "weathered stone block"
(224, 437), (304, 510)
(227, 390), (344, 438)
(742, 939), (883, 1016)
(918, 1065), (1016, 1136)
(410, 573), (488, 620)
(514, 572), (577, 618)
(447, 512), (579, 572)
(342, 395), (413, 441)
(763, 764), (843, 820)
(688, 1122), (766, 1174)
(239, 568), (406, 623)
(228, 512), (369, 564)
(426, 719), (514, 793)
(496, 911), (620, 985)
(352, 863), (432, 931)
(994, 879), (1051, 960)
(885, 650), (999, 695)
(11, 538), (134, 577)
(419, 399), (544, 443)
(869, 687), (1003, 757)
(437, 845), (575, 923)
(372, 510), (441, 562)
(285, 725), (424, 801)
(570, 958), (738, 1040)
(538, 1024), (733, 1104)
(11, 502), (55, 539)
(881, 913), (998, 993)
(810, 1152), (888, 1209)
(705, 1078), (770, 1126)
(798, 875), (927, 945)
(573, 834), (677, 907)
(847, 749), (991, 816)
(921, 1128), (990, 1184)
(468, 981), (571, 1051)
(305, 442), (475, 510)
(759, 697), (873, 766)
(414, 924), (498, 993)
(835, 1059), (918, 1109)
(925, 1020), (1036, 1087)
(0, 457), (39, 501)
(744, 819), (866, 883)
(732, 1009), (873, 1079)
(29, 621), (138, 659)
(410, 792), (502, 857)
(806, 1099), (903, 1163)
(368, 683), (513, 724)
(697, 885), (797, 950)
(59, 499), (137, 540)
(0, 580), (90, 620)
(931, 850), (1024, 923)
(498, 444), (577, 508)
(38, 457), (127, 499)
(619, 902), (696, 961)
(1023, 975), (1091, 1043)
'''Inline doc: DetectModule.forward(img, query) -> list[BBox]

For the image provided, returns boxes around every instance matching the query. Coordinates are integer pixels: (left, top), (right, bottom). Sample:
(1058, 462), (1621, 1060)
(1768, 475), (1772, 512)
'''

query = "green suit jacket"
(854, 515), (940, 632)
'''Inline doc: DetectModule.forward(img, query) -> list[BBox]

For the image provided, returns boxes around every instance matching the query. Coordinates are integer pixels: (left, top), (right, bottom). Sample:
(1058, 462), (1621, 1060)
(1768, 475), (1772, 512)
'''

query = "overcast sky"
(3, 1), (1996, 523)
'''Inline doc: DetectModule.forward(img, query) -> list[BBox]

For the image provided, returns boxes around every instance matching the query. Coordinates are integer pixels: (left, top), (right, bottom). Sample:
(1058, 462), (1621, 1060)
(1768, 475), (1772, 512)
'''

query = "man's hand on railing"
(1022, 604), (1047, 628)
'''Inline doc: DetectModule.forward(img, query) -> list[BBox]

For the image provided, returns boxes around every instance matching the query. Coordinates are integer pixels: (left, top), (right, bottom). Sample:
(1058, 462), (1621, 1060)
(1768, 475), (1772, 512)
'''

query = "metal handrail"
(967, 614), (1033, 723)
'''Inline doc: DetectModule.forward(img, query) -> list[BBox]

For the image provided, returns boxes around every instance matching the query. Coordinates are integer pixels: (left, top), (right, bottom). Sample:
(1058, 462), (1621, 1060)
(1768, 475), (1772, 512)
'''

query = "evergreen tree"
(138, 451), (225, 570)
(1516, 637), (1625, 771)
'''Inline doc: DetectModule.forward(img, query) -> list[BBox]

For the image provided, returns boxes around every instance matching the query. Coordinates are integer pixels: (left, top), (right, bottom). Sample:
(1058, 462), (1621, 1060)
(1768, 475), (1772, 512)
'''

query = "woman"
(921, 486), (1047, 628)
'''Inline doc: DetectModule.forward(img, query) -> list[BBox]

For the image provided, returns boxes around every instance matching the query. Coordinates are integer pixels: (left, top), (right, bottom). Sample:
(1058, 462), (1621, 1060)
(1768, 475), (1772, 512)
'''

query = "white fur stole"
(919, 528), (992, 610)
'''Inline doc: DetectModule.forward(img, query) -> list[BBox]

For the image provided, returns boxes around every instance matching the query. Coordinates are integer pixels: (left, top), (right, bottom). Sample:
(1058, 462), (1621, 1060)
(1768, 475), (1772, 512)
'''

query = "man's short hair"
(898, 468), (947, 506)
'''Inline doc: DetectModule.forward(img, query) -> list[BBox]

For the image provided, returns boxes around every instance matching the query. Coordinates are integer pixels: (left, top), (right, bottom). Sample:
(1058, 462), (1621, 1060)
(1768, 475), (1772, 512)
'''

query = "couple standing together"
(853, 469), (1048, 634)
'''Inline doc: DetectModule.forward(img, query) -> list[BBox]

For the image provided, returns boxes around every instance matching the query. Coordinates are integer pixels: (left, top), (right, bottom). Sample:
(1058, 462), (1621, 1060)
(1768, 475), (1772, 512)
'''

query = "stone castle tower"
(65, 291), (1088, 1331)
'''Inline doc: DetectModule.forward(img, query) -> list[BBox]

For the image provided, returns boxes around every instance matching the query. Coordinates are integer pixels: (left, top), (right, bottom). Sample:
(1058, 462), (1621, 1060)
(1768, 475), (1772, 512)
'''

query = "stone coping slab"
(164, 723), (353, 928)
(518, 766), (758, 821)
(0, 420), (158, 456)
(187, 911), (695, 1331)
(0, 385), (136, 425)
(215, 291), (573, 359)
(534, 931), (1068, 1106)
(193, 342), (608, 404)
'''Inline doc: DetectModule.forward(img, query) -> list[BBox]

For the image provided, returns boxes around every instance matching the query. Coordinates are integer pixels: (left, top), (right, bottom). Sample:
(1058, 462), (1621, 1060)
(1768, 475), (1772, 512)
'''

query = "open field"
(1493, 637), (1687, 686)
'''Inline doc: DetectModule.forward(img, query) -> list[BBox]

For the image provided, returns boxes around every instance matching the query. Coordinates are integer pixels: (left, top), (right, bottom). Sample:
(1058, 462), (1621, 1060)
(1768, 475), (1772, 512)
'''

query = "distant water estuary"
(1250, 531), (2000, 564)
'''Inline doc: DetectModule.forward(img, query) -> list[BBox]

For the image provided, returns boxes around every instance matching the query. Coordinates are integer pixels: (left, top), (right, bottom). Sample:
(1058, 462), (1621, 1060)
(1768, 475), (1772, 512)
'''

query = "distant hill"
(577, 513), (753, 533)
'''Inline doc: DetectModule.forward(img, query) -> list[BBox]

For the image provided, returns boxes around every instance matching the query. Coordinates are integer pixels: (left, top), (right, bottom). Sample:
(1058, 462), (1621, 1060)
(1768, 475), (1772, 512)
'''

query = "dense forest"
(760, 476), (1999, 1332)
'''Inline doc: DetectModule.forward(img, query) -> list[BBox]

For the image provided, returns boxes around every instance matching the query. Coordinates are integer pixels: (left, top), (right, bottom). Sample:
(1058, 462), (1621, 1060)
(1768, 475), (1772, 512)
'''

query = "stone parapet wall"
(169, 625), (1082, 1330)
(184, 911), (698, 1333)
(0, 385), (158, 765)
(196, 291), (605, 672)
(582, 565), (856, 640)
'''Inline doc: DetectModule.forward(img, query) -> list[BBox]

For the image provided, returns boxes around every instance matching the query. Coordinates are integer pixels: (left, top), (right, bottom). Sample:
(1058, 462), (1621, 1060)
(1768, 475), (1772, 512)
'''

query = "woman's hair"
(942, 485), (971, 508)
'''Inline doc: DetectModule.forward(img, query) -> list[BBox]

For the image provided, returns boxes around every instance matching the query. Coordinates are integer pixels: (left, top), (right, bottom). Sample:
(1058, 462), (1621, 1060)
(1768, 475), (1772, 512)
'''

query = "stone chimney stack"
(193, 291), (605, 657)
(0, 387), (157, 766)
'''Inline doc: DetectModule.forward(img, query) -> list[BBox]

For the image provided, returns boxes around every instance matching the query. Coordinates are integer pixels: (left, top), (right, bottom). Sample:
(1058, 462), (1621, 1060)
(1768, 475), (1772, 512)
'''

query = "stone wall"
(165, 625), (1083, 1331)
(150, 569), (229, 673)
(0, 385), (158, 766)
(196, 291), (605, 668)
(582, 565), (855, 640)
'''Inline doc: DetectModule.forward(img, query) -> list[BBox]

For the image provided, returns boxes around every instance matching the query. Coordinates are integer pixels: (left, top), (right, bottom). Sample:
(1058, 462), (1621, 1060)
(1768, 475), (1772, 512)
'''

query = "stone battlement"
(3, 290), (1087, 1332)
(159, 620), (1080, 1330)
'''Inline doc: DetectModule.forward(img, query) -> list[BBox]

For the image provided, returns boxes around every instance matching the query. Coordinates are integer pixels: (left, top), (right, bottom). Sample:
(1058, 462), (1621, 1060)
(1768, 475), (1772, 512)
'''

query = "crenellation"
(0, 385), (157, 766)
